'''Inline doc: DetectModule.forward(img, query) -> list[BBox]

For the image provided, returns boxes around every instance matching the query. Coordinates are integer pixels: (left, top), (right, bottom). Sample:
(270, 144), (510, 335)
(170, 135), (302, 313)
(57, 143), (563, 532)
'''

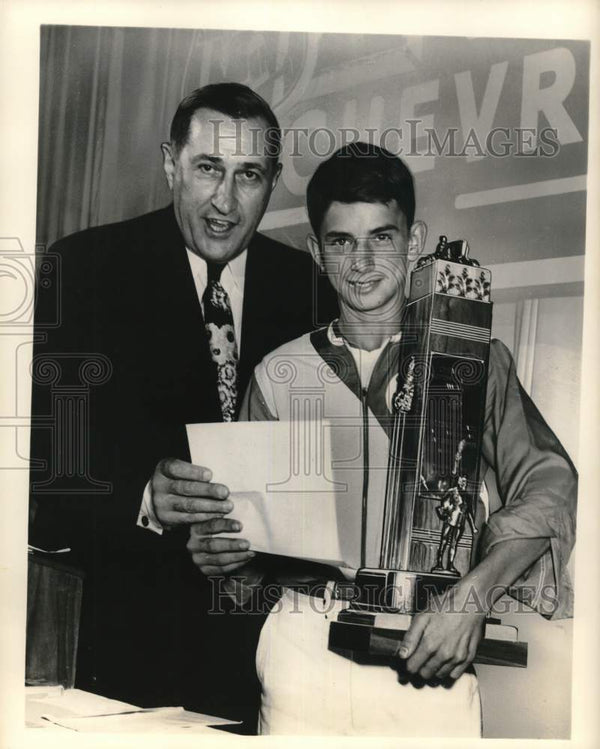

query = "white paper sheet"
(26, 688), (238, 732)
(214, 491), (348, 566)
(26, 687), (137, 728)
(41, 706), (237, 733)
(186, 420), (356, 567)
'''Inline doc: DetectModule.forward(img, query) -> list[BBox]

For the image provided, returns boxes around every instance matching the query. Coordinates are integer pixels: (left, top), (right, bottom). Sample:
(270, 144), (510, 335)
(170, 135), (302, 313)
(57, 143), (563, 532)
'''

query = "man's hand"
(187, 519), (256, 577)
(152, 458), (258, 579)
(398, 587), (486, 681)
(151, 457), (233, 529)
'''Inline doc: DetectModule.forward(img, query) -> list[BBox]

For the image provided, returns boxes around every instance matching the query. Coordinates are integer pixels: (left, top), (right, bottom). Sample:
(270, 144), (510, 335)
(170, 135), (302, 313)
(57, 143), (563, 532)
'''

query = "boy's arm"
(400, 536), (549, 681)
(478, 339), (577, 618)
(400, 339), (577, 680)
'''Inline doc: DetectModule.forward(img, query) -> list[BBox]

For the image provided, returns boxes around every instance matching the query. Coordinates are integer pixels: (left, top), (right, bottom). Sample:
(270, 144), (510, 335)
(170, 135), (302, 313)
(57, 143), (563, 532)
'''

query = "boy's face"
(309, 200), (426, 323)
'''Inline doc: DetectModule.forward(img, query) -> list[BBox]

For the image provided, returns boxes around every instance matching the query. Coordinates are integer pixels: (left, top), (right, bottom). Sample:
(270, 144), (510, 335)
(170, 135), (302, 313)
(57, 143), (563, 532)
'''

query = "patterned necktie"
(202, 262), (239, 421)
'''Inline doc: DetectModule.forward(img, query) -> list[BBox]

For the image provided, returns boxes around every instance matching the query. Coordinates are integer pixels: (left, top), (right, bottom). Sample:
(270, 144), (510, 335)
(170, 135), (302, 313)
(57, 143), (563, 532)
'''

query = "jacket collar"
(310, 321), (401, 436)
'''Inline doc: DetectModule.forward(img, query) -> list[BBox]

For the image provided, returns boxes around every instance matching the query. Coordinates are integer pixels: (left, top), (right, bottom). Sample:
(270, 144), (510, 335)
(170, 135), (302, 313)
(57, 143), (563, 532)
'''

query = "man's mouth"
(205, 218), (237, 235)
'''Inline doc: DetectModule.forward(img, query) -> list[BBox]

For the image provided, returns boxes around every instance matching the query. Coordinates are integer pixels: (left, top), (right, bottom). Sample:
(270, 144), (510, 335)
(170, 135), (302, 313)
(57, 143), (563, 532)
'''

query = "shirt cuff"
(137, 480), (164, 535)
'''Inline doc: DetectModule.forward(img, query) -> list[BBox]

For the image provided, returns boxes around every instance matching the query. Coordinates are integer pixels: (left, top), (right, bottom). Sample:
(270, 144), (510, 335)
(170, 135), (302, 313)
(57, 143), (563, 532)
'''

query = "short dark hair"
(306, 142), (415, 236)
(169, 82), (281, 163)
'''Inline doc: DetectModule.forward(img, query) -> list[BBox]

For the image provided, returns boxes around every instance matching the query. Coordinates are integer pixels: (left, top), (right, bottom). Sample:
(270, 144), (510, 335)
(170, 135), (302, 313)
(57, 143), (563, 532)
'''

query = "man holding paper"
(30, 82), (336, 726)
(182, 143), (576, 735)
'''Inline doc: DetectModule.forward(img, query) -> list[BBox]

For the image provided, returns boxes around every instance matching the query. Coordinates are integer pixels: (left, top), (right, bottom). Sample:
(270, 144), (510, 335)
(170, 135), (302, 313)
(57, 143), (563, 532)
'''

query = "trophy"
(329, 236), (527, 668)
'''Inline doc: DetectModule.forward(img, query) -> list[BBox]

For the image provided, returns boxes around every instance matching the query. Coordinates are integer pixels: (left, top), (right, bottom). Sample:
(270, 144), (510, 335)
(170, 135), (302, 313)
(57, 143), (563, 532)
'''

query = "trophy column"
(381, 237), (492, 583)
(329, 236), (527, 668)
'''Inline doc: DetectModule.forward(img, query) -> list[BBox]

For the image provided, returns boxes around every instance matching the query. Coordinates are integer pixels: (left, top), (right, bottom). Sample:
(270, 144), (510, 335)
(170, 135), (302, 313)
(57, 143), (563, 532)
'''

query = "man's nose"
(211, 173), (237, 215)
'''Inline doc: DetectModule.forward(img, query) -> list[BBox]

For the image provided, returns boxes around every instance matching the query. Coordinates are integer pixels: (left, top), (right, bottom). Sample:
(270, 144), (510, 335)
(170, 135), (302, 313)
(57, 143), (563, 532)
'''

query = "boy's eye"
(330, 237), (353, 249)
(372, 233), (393, 244)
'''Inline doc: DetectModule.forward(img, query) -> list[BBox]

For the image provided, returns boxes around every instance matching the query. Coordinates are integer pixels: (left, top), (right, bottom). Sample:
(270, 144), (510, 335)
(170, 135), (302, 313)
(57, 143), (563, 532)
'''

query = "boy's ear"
(407, 220), (427, 263)
(307, 234), (324, 270)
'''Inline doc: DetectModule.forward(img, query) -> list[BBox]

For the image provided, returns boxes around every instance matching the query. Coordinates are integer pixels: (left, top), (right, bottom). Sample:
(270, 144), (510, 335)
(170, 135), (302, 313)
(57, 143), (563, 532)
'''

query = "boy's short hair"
(306, 142), (415, 236)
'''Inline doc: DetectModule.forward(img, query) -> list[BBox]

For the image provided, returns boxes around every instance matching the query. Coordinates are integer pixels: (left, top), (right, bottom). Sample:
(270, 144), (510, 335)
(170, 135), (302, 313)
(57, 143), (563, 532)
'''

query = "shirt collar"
(327, 319), (402, 348)
(186, 248), (248, 290)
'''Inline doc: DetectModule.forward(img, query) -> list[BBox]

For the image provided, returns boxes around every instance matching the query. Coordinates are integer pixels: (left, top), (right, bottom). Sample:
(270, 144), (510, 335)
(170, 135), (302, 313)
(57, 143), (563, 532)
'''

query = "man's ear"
(270, 162), (282, 193)
(161, 142), (176, 190)
(306, 234), (324, 270)
(407, 220), (427, 263)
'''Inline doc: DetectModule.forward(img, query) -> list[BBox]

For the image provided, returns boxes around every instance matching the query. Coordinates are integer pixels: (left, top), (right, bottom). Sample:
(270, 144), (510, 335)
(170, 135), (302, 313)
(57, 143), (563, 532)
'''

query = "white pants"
(256, 587), (481, 737)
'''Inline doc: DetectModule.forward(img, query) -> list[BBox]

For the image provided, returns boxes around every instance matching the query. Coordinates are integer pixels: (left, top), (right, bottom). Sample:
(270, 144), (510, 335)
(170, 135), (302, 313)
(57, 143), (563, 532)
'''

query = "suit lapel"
(145, 206), (221, 422)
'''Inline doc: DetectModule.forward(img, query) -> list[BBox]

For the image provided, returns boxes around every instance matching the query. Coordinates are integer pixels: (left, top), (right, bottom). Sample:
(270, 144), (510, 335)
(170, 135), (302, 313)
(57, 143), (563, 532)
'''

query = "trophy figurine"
(430, 440), (478, 575)
(329, 236), (528, 668)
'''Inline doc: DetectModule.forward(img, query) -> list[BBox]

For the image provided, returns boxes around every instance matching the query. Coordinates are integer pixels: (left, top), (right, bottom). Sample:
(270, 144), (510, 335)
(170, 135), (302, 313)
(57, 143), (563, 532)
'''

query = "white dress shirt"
(137, 248), (247, 535)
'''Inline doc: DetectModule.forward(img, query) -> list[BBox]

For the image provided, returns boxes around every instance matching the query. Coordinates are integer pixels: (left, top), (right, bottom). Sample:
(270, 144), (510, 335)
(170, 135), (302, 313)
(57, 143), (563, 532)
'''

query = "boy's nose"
(350, 242), (375, 271)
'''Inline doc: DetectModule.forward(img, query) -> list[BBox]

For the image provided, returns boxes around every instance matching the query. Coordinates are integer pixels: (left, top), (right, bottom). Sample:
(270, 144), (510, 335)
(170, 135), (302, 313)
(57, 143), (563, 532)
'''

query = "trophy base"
(328, 568), (528, 668)
(348, 567), (460, 613)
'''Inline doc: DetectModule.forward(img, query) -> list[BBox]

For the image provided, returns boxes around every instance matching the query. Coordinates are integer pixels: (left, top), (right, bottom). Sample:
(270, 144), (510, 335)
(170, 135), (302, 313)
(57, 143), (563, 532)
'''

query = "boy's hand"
(398, 585), (486, 681)
(187, 517), (255, 576)
(397, 537), (552, 681)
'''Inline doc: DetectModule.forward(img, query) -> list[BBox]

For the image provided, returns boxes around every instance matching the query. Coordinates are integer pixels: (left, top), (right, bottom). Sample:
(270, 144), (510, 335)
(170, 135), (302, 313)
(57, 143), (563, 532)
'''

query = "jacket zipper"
(360, 387), (369, 569)
(339, 333), (397, 570)
(345, 340), (392, 570)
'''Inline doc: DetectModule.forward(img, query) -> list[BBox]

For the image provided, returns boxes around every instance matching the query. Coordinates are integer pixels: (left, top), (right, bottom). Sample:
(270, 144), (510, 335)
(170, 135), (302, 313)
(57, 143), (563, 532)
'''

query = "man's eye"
(198, 163), (216, 174)
(240, 170), (260, 182)
(331, 237), (352, 248)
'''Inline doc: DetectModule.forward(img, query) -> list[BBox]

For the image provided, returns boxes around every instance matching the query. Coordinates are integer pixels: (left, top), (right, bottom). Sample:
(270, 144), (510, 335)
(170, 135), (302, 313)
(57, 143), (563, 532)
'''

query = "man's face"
(309, 200), (426, 323)
(162, 108), (281, 263)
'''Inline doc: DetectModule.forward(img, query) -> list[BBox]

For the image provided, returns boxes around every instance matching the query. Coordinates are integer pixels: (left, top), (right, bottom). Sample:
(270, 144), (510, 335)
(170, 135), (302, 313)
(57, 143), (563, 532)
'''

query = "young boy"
(190, 143), (577, 736)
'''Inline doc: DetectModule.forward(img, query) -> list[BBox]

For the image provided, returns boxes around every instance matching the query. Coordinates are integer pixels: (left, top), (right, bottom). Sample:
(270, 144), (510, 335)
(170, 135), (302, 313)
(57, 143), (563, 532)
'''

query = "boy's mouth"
(348, 275), (383, 291)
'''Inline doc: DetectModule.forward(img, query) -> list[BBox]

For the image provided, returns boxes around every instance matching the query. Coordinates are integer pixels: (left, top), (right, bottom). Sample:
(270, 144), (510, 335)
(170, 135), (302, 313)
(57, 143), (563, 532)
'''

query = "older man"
(29, 82), (336, 729)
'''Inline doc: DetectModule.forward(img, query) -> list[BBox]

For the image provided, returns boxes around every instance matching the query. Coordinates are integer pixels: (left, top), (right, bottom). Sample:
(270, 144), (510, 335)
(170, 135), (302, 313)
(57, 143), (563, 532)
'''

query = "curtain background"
(36, 25), (588, 739)
(38, 26), (196, 245)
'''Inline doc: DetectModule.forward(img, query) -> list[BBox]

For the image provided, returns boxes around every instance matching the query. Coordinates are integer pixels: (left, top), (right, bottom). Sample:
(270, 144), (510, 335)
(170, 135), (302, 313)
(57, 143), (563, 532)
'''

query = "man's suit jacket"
(29, 204), (338, 729)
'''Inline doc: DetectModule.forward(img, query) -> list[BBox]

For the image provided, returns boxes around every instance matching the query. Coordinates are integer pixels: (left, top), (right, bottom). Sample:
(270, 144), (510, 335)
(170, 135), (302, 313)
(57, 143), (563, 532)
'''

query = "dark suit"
(29, 204), (337, 730)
